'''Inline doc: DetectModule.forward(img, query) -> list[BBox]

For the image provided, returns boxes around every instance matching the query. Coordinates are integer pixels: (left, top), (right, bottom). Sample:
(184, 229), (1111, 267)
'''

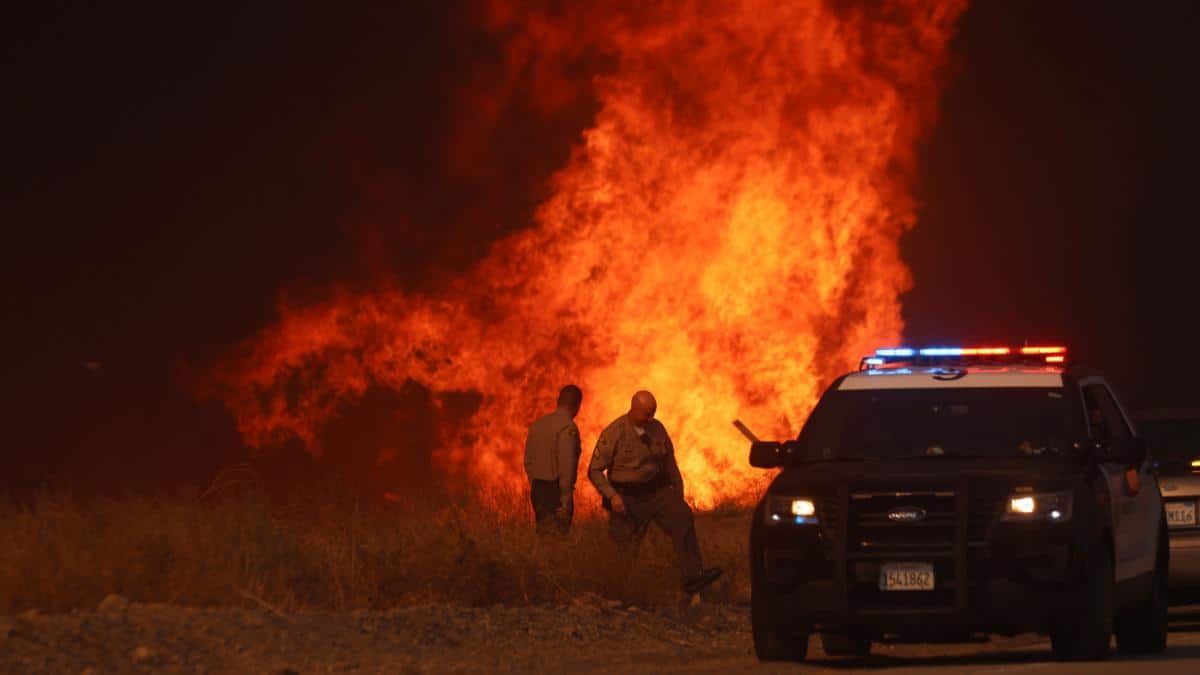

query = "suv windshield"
(1138, 418), (1200, 474)
(799, 387), (1074, 460)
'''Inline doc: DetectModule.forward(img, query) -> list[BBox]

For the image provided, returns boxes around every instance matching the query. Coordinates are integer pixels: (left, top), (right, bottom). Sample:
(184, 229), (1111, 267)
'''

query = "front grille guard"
(827, 479), (977, 616)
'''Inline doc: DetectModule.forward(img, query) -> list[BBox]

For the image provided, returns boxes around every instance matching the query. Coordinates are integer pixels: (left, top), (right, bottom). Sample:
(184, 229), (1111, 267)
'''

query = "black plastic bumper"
(1168, 529), (1200, 598)
(757, 525), (1082, 638)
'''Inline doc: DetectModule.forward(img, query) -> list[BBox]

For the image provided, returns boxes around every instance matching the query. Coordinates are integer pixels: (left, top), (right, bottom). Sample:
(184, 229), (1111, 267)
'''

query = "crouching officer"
(524, 384), (584, 535)
(588, 390), (722, 595)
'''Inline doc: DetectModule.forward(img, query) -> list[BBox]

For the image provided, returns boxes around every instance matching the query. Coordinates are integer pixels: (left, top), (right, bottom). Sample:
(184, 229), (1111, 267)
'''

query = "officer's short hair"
(557, 384), (583, 408)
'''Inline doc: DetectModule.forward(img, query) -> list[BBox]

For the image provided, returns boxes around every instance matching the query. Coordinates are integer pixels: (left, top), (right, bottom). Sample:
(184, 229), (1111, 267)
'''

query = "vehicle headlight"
(766, 496), (819, 525)
(1003, 490), (1073, 522)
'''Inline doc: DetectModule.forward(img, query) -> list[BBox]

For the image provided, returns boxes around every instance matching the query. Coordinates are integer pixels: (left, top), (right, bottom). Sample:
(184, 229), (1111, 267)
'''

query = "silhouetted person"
(523, 385), (584, 535)
(589, 390), (722, 596)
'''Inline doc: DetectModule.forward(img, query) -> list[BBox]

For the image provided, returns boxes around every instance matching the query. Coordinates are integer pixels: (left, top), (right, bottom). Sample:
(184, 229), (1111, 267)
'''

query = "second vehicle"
(1136, 407), (1200, 603)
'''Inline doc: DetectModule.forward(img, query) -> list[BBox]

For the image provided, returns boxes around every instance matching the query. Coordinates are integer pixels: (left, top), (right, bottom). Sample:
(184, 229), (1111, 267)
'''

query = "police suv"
(748, 346), (1168, 662)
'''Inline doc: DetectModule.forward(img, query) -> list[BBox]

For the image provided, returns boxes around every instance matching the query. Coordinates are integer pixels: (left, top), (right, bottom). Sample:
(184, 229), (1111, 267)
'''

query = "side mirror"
(749, 440), (803, 468)
(1090, 437), (1147, 467)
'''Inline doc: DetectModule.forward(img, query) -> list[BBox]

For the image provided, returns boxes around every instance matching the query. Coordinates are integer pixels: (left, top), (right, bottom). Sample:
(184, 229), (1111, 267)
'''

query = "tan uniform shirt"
(523, 408), (582, 502)
(588, 414), (684, 499)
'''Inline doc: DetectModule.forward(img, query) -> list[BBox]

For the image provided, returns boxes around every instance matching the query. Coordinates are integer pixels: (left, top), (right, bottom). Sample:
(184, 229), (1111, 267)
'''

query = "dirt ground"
(0, 594), (1053, 675)
(0, 594), (748, 674)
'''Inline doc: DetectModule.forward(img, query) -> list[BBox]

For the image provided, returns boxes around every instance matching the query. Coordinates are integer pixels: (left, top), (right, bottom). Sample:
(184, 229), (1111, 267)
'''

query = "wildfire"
(212, 0), (967, 508)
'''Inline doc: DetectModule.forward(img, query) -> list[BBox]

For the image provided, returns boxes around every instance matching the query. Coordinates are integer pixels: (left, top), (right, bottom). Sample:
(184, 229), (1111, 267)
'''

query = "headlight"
(1010, 496), (1036, 514)
(766, 496), (819, 525)
(792, 499), (816, 516)
(1003, 490), (1073, 522)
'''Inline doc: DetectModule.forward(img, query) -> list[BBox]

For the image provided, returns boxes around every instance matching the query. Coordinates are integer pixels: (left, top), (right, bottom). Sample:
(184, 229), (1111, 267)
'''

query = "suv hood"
(770, 456), (1080, 494)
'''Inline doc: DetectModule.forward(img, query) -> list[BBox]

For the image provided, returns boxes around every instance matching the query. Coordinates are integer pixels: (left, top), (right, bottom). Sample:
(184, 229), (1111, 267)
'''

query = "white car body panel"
(1078, 375), (1161, 584)
(840, 369), (1063, 391)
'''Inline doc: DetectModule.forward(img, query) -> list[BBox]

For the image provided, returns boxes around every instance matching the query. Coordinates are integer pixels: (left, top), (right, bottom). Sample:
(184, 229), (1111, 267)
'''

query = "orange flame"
(213, 0), (967, 508)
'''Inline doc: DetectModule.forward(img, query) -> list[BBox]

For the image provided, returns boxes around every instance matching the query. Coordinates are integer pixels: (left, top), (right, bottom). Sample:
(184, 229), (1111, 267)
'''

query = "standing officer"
(588, 390), (723, 595)
(524, 384), (584, 535)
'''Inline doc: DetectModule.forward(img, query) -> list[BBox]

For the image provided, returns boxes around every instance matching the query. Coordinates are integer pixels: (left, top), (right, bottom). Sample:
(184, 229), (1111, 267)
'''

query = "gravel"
(0, 595), (757, 674)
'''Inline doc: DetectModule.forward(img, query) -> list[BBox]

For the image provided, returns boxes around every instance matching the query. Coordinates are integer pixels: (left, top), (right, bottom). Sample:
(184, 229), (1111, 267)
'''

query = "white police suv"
(748, 345), (1168, 662)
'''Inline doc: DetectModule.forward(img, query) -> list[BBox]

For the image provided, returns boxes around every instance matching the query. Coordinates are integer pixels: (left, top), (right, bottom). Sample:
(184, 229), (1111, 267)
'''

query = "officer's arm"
(556, 424), (581, 510)
(663, 428), (684, 493)
(588, 431), (619, 499)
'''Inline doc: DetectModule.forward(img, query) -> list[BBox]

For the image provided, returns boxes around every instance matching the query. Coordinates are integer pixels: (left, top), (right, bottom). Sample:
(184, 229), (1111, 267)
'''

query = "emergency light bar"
(1019, 346), (1067, 355)
(862, 345), (1069, 370)
(917, 347), (1011, 357)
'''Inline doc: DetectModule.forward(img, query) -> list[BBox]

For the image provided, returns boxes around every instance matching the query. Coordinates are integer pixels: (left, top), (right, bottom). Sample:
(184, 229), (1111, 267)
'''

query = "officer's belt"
(610, 472), (668, 497)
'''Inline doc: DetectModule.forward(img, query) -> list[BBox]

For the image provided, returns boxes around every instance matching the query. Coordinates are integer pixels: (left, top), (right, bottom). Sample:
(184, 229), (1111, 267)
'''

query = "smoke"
(208, 0), (967, 506)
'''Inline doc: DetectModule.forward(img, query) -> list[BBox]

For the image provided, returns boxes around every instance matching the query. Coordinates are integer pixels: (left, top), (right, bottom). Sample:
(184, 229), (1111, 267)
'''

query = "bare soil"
(2, 595), (1059, 674)
(0, 595), (760, 674)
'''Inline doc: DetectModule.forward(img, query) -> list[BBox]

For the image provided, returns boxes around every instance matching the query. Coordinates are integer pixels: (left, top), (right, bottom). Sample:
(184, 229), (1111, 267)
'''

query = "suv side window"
(1082, 383), (1132, 442)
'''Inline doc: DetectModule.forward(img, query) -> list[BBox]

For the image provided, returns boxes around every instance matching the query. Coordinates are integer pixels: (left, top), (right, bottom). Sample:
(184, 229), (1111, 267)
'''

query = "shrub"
(0, 490), (751, 613)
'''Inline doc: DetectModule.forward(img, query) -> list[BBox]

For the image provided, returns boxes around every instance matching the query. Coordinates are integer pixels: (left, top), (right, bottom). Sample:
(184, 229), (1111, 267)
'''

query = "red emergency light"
(864, 344), (1070, 369)
(1019, 346), (1067, 355)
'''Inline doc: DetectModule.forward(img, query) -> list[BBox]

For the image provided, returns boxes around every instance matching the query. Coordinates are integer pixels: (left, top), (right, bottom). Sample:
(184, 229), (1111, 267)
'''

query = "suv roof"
(840, 366), (1065, 391)
(844, 344), (1109, 391)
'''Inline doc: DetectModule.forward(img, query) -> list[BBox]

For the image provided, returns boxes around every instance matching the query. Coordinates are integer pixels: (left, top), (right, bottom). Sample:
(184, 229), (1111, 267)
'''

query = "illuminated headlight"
(1003, 491), (1073, 521)
(766, 497), (819, 525)
(1010, 496), (1036, 514)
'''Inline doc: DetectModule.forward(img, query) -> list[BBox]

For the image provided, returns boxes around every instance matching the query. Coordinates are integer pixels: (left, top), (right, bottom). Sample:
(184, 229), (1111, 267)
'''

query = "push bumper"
(759, 526), (1082, 638)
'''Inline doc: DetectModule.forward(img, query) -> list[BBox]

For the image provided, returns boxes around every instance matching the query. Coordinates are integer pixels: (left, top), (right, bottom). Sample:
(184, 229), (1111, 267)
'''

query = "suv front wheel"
(1115, 522), (1169, 654)
(751, 581), (809, 661)
(1050, 543), (1113, 661)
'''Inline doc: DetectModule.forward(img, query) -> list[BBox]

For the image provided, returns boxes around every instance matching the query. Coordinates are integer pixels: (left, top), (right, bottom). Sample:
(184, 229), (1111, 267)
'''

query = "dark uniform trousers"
(530, 479), (569, 536)
(608, 478), (703, 582)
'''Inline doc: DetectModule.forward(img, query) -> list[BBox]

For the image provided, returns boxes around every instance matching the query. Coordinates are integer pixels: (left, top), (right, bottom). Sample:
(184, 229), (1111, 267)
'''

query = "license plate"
(1166, 500), (1197, 528)
(879, 562), (935, 591)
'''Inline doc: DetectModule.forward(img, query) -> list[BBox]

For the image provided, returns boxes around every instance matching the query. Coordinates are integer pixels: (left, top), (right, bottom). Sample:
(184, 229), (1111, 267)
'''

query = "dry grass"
(0, 490), (752, 614)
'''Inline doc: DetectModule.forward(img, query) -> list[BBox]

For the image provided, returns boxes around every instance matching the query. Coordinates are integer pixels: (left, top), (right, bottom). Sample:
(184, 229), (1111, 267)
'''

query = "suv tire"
(1116, 523), (1169, 655)
(751, 582), (809, 661)
(821, 633), (872, 657)
(1051, 543), (1113, 661)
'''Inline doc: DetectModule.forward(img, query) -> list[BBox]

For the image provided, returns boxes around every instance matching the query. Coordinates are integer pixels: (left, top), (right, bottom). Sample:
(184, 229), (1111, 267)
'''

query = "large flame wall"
(213, 0), (967, 508)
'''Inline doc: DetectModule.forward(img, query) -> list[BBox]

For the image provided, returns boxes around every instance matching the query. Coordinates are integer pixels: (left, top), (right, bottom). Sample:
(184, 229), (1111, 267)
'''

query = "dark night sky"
(4, 2), (1200, 492)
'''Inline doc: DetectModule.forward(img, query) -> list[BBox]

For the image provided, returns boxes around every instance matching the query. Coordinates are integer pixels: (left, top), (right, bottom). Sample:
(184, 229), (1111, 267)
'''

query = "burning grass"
(0, 490), (752, 614)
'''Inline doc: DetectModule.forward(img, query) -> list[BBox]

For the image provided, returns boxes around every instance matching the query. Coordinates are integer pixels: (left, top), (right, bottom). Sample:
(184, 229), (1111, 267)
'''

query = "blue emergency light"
(875, 348), (915, 357)
(862, 345), (1067, 370)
